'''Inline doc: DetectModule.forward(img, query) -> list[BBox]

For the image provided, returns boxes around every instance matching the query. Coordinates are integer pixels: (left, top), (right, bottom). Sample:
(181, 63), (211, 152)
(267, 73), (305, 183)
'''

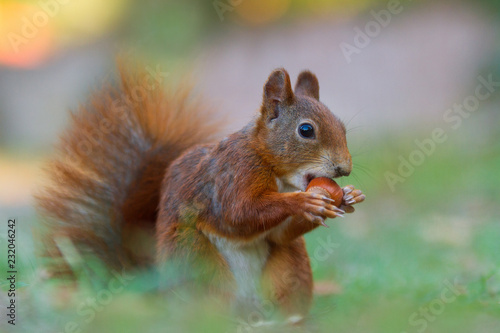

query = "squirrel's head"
(257, 68), (352, 191)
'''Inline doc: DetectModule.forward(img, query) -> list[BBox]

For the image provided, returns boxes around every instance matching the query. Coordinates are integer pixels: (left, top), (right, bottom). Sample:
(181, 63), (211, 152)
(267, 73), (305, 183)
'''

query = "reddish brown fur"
(261, 238), (313, 315)
(36, 64), (221, 271)
(156, 68), (353, 318)
(38, 66), (355, 321)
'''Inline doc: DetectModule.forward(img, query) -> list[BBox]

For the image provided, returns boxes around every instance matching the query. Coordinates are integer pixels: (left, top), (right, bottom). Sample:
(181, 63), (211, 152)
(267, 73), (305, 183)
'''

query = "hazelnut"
(306, 177), (343, 207)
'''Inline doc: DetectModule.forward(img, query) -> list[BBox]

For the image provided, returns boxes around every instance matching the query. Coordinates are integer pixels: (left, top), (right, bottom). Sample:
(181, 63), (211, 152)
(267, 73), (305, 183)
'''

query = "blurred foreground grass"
(1, 112), (499, 333)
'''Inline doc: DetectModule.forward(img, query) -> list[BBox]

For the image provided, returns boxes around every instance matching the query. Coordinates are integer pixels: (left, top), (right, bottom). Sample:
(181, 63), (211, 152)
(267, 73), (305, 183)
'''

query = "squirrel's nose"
(335, 164), (351, 177)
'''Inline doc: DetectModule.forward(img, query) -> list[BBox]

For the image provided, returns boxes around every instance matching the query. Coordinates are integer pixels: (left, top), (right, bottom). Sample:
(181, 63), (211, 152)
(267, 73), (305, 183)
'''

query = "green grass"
(1, 115), (499, 333)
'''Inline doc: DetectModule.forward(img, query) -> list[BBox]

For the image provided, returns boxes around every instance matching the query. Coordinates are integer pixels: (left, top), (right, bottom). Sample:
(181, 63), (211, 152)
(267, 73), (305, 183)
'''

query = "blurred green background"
(0, 0), (499, 332)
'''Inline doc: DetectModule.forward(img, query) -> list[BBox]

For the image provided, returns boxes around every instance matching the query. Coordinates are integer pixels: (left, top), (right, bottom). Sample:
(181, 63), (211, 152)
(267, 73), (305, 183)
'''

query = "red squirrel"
(36, 65), (365, 322)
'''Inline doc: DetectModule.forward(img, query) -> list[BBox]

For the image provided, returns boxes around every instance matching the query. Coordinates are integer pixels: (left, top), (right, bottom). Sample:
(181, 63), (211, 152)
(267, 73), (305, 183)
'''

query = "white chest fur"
(209, 236), (270, 300)
(205, 178), (293, 302)
(275, 177), (297, 194)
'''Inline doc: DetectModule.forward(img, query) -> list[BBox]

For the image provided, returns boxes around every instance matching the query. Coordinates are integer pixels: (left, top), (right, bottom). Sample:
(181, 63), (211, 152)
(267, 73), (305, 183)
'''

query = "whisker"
(346, 125), (364, 133)
(353, 162), (374, 177)
(350, 151), (369, 157)
(353, 163), (371, 171)
(319, 154), (332, 165)
(353, 174), (361, 186)
(353, 167), (373, 180)
(343, 107), (366, 129)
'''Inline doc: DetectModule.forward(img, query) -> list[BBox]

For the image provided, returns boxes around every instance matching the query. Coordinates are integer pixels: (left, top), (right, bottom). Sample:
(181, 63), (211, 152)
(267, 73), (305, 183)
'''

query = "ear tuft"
(262, 68), (294, 121)
(295, 71), (319, 100)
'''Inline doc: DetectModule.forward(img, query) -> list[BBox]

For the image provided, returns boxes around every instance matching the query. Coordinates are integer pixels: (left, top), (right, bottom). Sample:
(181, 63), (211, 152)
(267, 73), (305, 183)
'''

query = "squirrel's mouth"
(305, 173), (316, 185)
(300, 171), (338, 191)
(303, 173), (317, 189)
(304, 171), (340, 188)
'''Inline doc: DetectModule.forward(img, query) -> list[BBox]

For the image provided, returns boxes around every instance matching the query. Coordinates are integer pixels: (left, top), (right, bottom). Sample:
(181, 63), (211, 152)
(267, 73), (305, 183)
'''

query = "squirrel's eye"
(298, 123), (315, 139)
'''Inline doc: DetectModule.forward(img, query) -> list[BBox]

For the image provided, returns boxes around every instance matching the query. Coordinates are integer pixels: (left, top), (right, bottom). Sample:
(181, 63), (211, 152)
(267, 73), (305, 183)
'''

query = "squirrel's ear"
(262, 68), (294, 121)
(295, 70), (319, 100)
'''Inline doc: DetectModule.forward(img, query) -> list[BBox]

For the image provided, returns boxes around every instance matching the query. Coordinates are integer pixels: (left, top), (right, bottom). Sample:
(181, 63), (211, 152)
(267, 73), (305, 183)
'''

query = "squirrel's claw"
(316, 217), (329, 228)
(303, 212), (329, 227)
(295, 191), (344, 224)
(321, 196), (336, 204)
(340, 185), (366, 213)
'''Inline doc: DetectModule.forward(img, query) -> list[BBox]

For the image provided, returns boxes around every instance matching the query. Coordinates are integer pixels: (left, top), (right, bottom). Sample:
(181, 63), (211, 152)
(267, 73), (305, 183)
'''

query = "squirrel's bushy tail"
(36, 64), (221, 276)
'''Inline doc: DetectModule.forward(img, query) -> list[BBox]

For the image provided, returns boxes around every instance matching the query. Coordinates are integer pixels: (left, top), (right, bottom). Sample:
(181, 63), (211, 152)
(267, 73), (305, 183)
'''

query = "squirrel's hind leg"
(261, 237), (313, 324)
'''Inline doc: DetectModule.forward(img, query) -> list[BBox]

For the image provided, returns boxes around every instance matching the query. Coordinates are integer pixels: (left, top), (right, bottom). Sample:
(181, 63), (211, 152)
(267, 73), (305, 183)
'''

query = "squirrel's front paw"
(340, 185), (366, 213)
(293, 191), (345, 227)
